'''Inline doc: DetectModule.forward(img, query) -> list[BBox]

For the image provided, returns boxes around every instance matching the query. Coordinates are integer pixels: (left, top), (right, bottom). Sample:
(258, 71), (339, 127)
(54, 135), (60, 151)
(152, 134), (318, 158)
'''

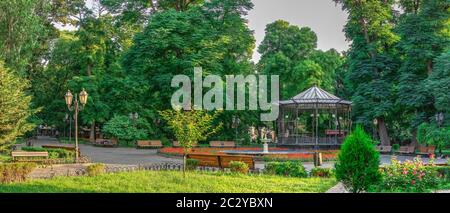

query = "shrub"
(185, 159), (199, 171)
(436, 166), (450, 182)
(229, 161), (249, 174)
(335, 125), (381, 193)
(0, 162), (36, 183)
(21, 147), (74, 160)
(392, 144), (400, 152)
(310, 167), (334, 178)
(86, 163), (106, 177)
(265, 161), (307, 178)
(103, 115), (149, 146)
(375, 157), (440, 192)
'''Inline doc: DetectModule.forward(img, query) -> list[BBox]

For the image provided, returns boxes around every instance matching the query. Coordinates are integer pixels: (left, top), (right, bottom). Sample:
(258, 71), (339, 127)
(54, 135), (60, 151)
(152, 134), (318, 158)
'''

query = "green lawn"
(0, 171), (336, 193)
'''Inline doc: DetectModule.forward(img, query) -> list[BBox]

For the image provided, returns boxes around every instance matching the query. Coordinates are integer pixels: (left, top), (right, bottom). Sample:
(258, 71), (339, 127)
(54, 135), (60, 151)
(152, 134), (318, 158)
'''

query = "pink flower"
(411, 180), (415, 185)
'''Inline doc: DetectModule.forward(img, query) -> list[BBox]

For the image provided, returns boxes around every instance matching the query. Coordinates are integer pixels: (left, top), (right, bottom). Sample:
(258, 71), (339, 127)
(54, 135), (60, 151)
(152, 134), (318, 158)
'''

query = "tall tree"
(258, 20), (342, 99)
(334, 0), (400, 145)
(0, 61), (36, 151)
(396, 0), (450, 143)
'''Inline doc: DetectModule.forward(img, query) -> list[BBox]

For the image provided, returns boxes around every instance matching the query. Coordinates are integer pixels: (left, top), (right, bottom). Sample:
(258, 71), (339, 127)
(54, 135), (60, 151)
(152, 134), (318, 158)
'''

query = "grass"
(0, 170), (336, 193)
(0, 154), (11, 162)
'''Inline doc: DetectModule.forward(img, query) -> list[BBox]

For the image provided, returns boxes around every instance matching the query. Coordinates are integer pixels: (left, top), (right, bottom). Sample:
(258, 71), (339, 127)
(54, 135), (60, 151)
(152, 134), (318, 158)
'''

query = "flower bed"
(158, 147), (338, 161)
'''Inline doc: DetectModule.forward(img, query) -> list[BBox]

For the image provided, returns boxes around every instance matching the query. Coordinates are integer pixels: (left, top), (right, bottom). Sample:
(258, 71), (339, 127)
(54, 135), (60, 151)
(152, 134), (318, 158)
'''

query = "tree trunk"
(377, 118), (390, 146)
(411, 129), (418, 146)
(183, 154), (187, 178)
(89, 120), (95, 143)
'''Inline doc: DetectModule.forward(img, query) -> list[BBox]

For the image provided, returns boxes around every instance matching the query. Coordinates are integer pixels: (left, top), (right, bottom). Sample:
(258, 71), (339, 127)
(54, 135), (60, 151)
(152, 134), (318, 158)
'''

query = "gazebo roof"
(277, 86), (352, 109)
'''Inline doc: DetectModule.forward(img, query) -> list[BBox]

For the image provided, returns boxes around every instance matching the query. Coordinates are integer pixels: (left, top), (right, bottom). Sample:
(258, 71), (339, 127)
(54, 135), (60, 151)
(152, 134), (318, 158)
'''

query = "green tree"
(335, 125), (381, 193)
(395, 0), (450, 143)
(334, 0), (400, 146)
(123, 1), (255, 139)
(426, 51), (450, 113)
(159, 109), (222, 177)
(102, 115), (149, 146)
(258, 20), (342, 99)
(0, 61), (36, 151)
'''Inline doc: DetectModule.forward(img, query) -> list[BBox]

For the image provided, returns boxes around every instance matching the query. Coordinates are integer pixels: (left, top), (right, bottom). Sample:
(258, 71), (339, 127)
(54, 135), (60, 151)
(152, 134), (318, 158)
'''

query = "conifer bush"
(335, 125), (381, 193)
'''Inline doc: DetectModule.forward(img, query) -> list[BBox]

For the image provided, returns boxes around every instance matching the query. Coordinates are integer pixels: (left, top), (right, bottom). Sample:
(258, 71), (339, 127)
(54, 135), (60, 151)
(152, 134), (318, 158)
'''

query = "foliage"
(86, 163), (106, 177)
(159, 110), (222, 154)
(0, 62), (36, 152)
(185, 159), (199, 171)
(395, 0), (450, 138)
(265, 161), (308, 178)
(21, 147), (74, 160)
(426, 51), (450, 113)
(436, 166), (450, 182)
(392, 144), (400, 152)
(102, 115), (149, 144)
(334, 0), (400, 146)
(374, 157), (440, 192)
(229, 161), (249, 174)
(335, 125), (381, 193)
(417, 122), (450, 151)
(0, 171), (337, 193)
(257, 20), (342, 99)
(310, 168), (335, 178)
(0, 162), (36, 183)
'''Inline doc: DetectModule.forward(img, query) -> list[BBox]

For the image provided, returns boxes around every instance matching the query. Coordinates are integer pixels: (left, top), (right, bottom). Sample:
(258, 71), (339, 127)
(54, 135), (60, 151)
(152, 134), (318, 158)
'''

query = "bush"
(374, 157), (440, 192)
(229, 161), (249, 174)
(436, 166), (450, 182)
(265, 161), (307, 178)
(21, 147), (74, 160)
(0, 162), (36, 183)
(185, 159), (199, 171)
(392, 144), (400, 152)
(335, 125), (381, 193)
(86, 163), (106, 177)
(310, 167), (334, 178)
(103, 115), (149, 146)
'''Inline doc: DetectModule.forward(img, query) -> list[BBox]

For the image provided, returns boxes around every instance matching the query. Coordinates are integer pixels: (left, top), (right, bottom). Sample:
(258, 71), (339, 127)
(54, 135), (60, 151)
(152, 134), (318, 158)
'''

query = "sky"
(247, 0), (350, 62)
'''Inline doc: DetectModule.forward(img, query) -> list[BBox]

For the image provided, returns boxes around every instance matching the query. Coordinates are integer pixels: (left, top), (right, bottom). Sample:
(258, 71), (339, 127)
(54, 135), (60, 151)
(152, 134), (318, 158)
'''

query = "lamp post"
(373, 118), (378, 141)
(65, 89), (88, 162)
(435, 112), (444, 128)
(129, 112), (139, 126)
(232, 115), (240, 143)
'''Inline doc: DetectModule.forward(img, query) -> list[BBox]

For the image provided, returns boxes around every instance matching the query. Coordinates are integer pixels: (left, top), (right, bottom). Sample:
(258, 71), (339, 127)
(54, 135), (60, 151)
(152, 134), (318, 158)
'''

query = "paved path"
(25, 136), (448, 168)
(28, 137), (181, 165)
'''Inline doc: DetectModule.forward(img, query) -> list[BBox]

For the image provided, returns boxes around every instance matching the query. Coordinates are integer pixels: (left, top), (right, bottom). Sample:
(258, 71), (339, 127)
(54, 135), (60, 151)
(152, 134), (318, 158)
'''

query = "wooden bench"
(209, 141), (236, 148)
(325, 130), (347, 137)
(396, 146), (415, 155)
(136, 140), (163, 149)
(172, 141), (199, 148)
(11, 151), (49, 162)
(187, 153), (254, 169)
(416, 146), (435, 155)
(41, 144), (80, 156)
(376, 145), (392, 153)
(93, 139), (117, 147)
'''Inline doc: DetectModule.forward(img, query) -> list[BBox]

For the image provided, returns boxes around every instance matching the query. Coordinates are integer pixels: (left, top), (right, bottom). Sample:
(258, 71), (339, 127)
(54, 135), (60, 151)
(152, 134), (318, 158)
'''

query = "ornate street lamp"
(435, 112), (444, 127)
(65, 89), (88, 162)
(129, 112), (139, 126)
(232, 115), (240, 142)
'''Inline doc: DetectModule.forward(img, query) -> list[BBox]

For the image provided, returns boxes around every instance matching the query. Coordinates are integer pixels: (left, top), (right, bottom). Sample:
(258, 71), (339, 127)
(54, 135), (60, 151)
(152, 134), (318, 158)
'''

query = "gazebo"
(276, 86), (352, 149)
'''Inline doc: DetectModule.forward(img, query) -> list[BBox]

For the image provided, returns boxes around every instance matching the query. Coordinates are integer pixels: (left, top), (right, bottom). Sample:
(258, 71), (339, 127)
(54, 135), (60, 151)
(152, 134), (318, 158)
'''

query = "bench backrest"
(11, 151), (49, 157)
(95, 138), (117, 144)
(137, 140), (162, 146)
(210, 141), (235, 147)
